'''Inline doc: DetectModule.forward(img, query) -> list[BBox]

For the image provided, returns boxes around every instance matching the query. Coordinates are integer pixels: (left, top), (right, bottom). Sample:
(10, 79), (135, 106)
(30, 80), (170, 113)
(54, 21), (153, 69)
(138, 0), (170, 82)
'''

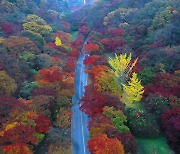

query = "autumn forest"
(0, 0), (179, 154)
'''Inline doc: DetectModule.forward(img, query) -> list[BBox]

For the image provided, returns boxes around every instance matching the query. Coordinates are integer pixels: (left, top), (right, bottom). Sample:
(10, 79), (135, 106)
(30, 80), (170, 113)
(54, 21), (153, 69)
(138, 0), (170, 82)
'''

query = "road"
(71, 37), (90, 154)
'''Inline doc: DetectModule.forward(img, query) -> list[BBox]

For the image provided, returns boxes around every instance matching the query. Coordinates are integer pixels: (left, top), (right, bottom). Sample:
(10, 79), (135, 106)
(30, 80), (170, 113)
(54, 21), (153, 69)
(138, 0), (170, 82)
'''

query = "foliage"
(2, 142), (33, 154)
(32, 95), (55, 118)
(35, 66), (63, 86)
(109, 53), (138, 82)
(55, 36), (62, 46)
(105, 127), (137, 154)
(143, 94), (170, 121)
(94, 70), (122, 98)
(103, 106), (129, 133)
(149, 6), (178, 31)
(0, 22), (15, 35)
(145, 73), (180, 98)
(122, 73), (144, 107)
(88, 134), (125, 154)
(104, 7), (138, 26)
(35, 115), (52, 133)
(56, 108), (72, 128)
(19, 81), (38, 99)
(126, 108), (160, 138)
(20, 30), (46, 47)
(23, 21), (52, 35)
(1, 124), (37, 145)
(0, 71), (17, 94)
(137, 67), (154, 85)
(0, 95), (26, 130)
(2, 36), (40, 55)
(84, 43), (99, 53)
(26, 14), (47, 25)
(161, 107), (180, 153)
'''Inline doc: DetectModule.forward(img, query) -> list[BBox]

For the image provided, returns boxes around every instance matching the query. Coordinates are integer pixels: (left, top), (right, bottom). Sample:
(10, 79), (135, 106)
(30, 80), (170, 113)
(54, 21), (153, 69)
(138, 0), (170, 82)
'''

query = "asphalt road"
(71, 37), (90, 154)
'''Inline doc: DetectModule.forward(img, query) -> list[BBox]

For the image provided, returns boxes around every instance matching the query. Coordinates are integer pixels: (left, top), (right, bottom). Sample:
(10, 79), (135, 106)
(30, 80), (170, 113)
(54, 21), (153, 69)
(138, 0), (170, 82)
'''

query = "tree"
(109, 53), (137, 80)
(103, 106), (129, 133)
(0, 71), (17, 94)
(80, 84), (106, 117)
(0, 95), (27, 130)
(94, 70), (122, 98)
(1, 124), (37, 145)
(122, 73), (144, 107)
(35, 115), (52, 133)
(161, 107), (180, 153)
(88, 134), (125, 154)
(84, 43), (99, 53)
(35, 66), (63, 85)
(2, 143), (33, 154)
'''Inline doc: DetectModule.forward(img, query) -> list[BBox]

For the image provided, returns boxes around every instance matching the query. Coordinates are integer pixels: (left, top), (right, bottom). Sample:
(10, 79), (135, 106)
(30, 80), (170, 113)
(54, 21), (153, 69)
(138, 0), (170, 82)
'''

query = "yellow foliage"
(0, 71), (17, 94)
(55, 36), (62, 46)
(5, 122), (18, 131)
(94, 71), (122, 98)
(122, 73), (144, 107)
(0, 37), (4, 43)
(109, 53), (132, 77)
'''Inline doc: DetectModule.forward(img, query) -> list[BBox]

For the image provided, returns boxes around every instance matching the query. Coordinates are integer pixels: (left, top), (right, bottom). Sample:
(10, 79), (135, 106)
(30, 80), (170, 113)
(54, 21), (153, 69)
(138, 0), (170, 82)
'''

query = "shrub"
(126, 108), (160, 138)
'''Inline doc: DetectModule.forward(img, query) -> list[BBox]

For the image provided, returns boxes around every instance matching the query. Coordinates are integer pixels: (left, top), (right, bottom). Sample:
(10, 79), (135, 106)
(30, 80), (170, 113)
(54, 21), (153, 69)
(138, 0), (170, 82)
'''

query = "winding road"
(71, 37), (90, 154)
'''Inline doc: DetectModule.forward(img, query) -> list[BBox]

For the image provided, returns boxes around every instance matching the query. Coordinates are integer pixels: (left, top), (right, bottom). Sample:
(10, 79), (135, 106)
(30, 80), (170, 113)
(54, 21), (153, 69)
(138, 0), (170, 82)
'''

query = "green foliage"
(148, 6), (177, 31)
(26, 14), (47, 25)
(103, 106), (129, 133)
(19, 81), (38, 99)
(20, 51), (35, 62)
(23, 22), (53, 35)
(138, 67), (154, 85)
(34, 132), (45, 143)
(20, 30), (46, 47)
(126, 108), (160, 138)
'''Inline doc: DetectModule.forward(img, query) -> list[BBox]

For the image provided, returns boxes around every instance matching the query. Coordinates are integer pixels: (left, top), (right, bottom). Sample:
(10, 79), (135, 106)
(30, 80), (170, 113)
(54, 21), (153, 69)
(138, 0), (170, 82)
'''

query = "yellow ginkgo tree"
(109, 53), (137, 84)
(55, 36), (62, 46)
(108, 53), (143, 108)
(122, 72), (144, 107)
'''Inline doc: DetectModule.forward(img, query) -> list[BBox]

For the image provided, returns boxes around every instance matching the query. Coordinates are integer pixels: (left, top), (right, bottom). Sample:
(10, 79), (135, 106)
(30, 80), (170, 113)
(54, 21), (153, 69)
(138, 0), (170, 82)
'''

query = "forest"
(0, 0), (179, 153)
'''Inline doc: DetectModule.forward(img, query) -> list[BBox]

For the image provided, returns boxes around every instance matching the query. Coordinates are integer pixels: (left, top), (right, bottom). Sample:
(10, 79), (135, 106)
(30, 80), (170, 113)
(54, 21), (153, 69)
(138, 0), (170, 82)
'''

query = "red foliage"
(106, 28), (124, 37)
(51, 57), (61, 62)
(145, 73), (180, 98)
(105, 127), (137, 154)
(2, 142), (33, 154)
(33, 87), (57, 98)
(68, 49), (80, 58)
(46, 42), (56, 48)
(100, 38), (115, 50)
(78, 25), (89, 35)
(36, 66), (63, 85)
(161, 107), (180, 153)
(88, 113), (111, 129)
(1, 124), (37, 145)
(80, 84), (106, 117)
(72, 34), (84, 49)
(35, 115), (52, 133)
(66, 60), (76, 71)
(84, 55), (97, 65)
(84, 43), (99, 53)
(1, 22), (15, 35)
(0, 95), (27, 130)
(60, 21), (71, 30)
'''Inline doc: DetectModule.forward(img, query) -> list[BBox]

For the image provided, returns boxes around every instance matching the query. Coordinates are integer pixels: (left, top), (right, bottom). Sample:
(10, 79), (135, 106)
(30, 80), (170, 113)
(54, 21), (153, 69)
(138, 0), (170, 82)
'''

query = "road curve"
(71, 37), (90, 154)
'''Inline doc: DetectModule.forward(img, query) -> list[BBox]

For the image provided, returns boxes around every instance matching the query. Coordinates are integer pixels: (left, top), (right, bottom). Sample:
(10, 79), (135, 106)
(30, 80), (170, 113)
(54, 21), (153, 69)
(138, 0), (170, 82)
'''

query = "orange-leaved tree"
(88, 134), (125, 154)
